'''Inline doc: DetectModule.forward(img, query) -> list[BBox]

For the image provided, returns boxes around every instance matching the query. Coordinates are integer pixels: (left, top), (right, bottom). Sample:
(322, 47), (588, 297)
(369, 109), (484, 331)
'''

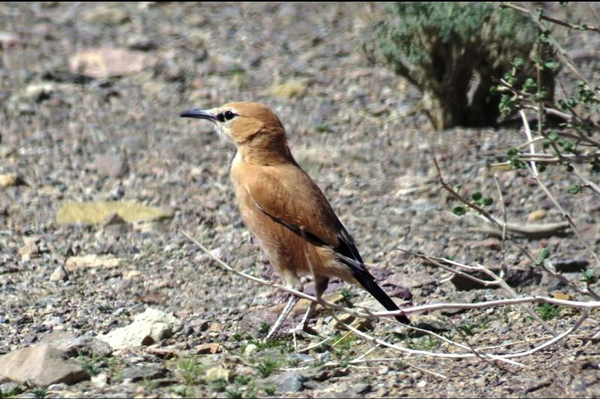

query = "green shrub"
(363, 2), (558, 131)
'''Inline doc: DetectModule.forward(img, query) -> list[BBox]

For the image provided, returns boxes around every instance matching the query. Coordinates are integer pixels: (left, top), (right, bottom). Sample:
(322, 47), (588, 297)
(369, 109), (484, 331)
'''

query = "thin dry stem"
(520, 113), (600, 267)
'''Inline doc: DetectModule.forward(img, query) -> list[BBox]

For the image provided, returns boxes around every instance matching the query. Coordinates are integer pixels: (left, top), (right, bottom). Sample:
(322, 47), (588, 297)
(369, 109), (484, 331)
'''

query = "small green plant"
(211, 378), (228, 393)
(581, 269), (596, 284)
(507, 147), (527, 170)
(140, 377), (160, 390)
(258, 321), (270, 335)
(32, 388), (48, 399)
(314, 123), (331, 133)
(234, 375), (253, 386)
(229, 65), (246, 76)
(452, 205), (467, 216)
(245, 380), (258, 398)
(0, 386), (22, 399)
(470, 191), (494, 207)
(287, 356), (301, 367)
(232, 332), (245, 342)
(77, 351), (121, 378)
(78, 355), (102, 377)
(459, 323), (476, 336)
(338, 356), (353, 368)
(97, 304), (111, 314)
(407, 336), (440, 351)
(170, 385), (196, 398)
(534, 248), (551, 266)
(249, 337), (293, 353)
(393, 361), (406, 370)
(177, 356), (205, 386)
(226, 388), (244, 398)
(331, 333), (357, 352)
(255, 357), (280, 378)
(451, 190), (494, 216)
(263, 384), (276, 396)
(537, 303), (560, 320)
(340, 287), (354, 305)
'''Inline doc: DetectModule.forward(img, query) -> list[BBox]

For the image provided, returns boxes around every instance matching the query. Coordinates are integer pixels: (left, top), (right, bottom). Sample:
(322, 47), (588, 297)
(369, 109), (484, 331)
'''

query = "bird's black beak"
(180, 109), (217, 122)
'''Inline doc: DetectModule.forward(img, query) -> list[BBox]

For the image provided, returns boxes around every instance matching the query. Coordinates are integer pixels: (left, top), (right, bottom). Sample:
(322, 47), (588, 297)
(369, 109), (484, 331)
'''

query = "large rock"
(270, 81), (307, 98)
(56, 200), (172, 225)
(37, 331), (113, 358)
(69, 48), (147, 78)
(65, 254), (124, 272)
(99, 308), (183, 351)
(0, 344), (90, 387)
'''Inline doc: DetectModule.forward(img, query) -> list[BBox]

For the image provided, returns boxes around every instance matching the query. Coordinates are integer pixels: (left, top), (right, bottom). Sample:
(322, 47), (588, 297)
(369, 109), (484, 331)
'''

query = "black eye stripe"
(216, 111), (237, 123)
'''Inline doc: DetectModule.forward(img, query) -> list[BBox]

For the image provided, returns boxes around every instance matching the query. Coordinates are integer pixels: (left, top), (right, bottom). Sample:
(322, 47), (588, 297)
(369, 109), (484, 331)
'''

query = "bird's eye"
(224, 111), (236, 121)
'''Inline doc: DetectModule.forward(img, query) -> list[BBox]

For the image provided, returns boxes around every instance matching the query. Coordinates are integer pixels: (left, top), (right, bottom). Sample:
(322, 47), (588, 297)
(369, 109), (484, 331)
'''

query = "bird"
(180, 101), (410, 338)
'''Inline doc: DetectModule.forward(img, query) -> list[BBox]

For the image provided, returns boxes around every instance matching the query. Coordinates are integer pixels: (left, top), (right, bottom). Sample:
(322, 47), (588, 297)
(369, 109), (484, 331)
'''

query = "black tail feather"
(359, 276), (410, 324)
(336, 253), (410, 324)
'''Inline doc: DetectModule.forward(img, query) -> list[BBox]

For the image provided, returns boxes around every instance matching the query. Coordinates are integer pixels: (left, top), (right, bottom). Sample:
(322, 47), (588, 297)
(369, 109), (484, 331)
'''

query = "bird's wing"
(244, 166), (366, 267)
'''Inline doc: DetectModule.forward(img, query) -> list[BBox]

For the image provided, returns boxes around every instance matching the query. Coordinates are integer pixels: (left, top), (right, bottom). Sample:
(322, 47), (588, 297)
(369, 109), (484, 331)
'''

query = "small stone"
(0, 173), (25, 188)
(123, 270), (141, 279)
(348, 382), (371, 395)
(100, 213), (127, 228)
(98, 308), (183, 351)
(205, 366), (229, 383)
(0, 382), (20, 396)
(411, 315), (454, 334)
(528, 209), (547, 222)
(268, 372), (304, 394)
(126, 34), (157, 51)
(98, 213), (130, 237)
(82, 6), (129, 25)
(121, 363), (167, 382)
(7, 82), (78, 113)
(49, 266), (68, 282)
(18, 240), (39, 261)
(92, 154), (129, 178)
(472, 238), (502, 250)
(243, 343), (258, 357)
(207, 322), (223, 333)
(0, 32), (21, 49)
(146, 345), (180, 359)
(195, 343), (222, 355)
(65, 255), (123, 271)
(91, 373), (108, 388)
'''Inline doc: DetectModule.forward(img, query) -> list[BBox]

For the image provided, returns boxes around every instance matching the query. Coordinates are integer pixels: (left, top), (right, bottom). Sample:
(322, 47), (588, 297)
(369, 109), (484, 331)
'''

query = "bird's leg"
(294, 227), (330, 335)
(265, 273), (303, 341)
(297, 276), (329, 332)
(265, 292), (299, 341)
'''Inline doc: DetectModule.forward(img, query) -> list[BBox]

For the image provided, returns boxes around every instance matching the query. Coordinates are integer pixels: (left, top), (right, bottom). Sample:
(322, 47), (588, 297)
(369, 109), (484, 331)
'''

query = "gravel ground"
(1, 2), (600, 398)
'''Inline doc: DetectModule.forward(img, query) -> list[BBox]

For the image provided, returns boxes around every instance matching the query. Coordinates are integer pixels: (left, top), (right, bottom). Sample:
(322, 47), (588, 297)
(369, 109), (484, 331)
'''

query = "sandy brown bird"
(181, 101), (409, 338)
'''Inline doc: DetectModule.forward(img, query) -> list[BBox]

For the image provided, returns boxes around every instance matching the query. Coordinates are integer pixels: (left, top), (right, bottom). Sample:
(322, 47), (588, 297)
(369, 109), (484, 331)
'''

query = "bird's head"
(180, 101), (294, 165)
(180, 102), (287, 146)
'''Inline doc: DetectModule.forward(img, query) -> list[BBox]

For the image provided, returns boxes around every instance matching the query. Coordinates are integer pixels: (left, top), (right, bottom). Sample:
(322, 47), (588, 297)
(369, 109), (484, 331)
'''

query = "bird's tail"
(336, 253), (410, 325)
(358, 276), (411, 324)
